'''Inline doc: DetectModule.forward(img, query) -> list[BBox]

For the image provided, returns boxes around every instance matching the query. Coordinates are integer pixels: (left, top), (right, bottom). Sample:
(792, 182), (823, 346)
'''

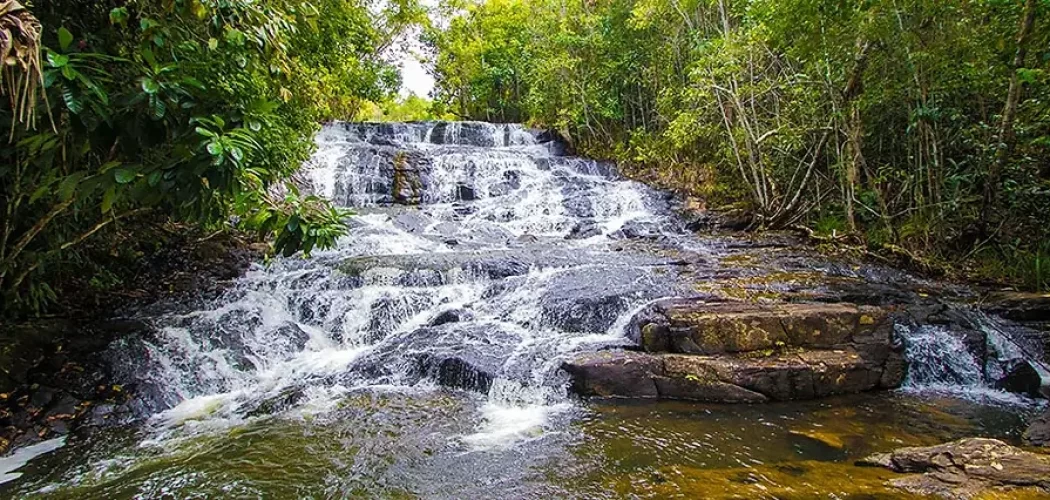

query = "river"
(0, 121), (1044, 498)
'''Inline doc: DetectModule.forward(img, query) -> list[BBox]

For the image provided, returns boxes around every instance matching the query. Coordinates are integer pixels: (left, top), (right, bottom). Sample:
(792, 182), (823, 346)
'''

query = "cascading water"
(5, 122), (1048, 499)
(897, 311), (1050, 404)
(110, 120), (690, 447)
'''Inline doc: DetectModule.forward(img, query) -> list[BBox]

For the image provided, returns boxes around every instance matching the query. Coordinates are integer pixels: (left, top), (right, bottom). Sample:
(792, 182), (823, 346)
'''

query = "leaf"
(140, 48), (158, 68)
(230, 147), (245, 163)
(113, 168), (137, 184)
(99, 160), (122, 173)
(150, 95), (166, 119)
(58, 27), (74, 52)
(208, 38), (219, 51)
(47, 52), (70, 68)
(61, 87), (84, 114)
(76, 73), (109, 105)
(181, 77), (205, 90)
(286, 215), (300, 232)
(101, 186), (116, 214)
(57, 172), (86, 201)
(195, 127), (217, 138)
(109, 7), (129, 26)
(61, 65), (77, 81)
(141, 78), (160, 94)
(206, 141), (224, 156)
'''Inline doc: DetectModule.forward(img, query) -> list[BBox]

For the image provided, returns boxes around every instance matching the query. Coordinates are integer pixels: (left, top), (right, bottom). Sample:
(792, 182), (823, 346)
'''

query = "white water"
(898, 318), (1047, 406)
(115, 121), (681, 449)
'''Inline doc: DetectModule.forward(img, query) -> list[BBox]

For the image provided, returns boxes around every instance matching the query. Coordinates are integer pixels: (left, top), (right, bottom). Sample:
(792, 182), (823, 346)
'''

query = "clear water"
(1, 121), (1044, 499)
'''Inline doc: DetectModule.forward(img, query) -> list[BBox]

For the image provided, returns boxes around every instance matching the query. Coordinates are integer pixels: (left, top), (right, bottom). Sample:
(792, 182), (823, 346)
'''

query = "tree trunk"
(842, 38), (874, 232)
(982, 0), (1037, 227)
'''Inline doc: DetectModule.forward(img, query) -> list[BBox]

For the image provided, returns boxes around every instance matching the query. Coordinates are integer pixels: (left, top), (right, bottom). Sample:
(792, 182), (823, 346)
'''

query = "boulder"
(634, 301), (893, 355)
(1024, 409), (1050, 447)
(996, 360), (1050, 399)
(563, 348), (896, 403)
(429, 308), (474, 327)
(858, 438), (1050, 498)
(566, 221), (603, 240)
(562, 351), (662, 399)
(982, 291), (1050, 322)
(564, 300), (906, 402)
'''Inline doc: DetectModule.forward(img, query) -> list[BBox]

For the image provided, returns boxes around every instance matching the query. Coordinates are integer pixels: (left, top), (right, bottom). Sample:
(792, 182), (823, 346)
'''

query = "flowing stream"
(1, 122), (1045, 499)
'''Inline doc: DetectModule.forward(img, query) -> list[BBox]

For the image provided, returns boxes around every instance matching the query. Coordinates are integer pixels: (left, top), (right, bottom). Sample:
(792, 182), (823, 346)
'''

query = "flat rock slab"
(858, 438), (1050, 499)
(636, 300), (893, 355)
(563, 347), (901, 403)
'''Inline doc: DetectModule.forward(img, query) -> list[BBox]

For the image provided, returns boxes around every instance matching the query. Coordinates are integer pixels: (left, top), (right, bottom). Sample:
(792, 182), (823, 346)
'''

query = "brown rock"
(562, 351), (661, 398)
(858, 438), (1050, 499)
(1024, 409), (1050, 447)
(639, 301), (890, 355)
(563, 348), (889, 402)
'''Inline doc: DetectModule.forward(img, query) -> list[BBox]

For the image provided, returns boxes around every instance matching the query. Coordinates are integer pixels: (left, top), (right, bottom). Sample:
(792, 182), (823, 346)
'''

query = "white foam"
(0, 437), (66, 485)
(462, 401), (570, 450)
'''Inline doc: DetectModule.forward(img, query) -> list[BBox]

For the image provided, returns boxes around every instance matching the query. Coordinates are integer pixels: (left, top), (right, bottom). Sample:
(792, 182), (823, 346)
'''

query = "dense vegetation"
(0, 0), (422, 316)
(427, 0), (1050, 290)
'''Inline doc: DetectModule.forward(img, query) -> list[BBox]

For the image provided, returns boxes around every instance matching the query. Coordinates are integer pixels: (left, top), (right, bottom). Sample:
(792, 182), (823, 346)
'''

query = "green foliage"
(1, 0), (422, 316)
(428, 0), (1050, 290)
(357, 94), (455, 122)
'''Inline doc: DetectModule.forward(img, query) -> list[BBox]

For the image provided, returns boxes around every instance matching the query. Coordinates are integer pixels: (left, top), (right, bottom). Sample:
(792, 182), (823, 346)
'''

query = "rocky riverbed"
(0, 121), (1047, 498)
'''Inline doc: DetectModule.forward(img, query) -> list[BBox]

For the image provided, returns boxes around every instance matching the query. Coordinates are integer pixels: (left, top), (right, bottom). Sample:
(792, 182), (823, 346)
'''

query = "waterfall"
(897, 312), (1049, 405)
(109, 120), (683, 446)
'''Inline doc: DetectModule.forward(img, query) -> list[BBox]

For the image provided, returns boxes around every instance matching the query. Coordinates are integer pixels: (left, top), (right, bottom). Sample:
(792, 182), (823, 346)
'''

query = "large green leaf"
(113, 168), (137, 184)
(58, 27), (74, 51)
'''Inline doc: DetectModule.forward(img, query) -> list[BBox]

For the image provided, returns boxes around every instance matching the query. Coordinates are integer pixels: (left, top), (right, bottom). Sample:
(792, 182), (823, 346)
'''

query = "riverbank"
(0, 223), (264, 455)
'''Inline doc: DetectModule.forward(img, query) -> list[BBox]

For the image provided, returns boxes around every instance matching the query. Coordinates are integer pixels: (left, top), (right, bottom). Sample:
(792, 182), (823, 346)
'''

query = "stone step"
(563, 347), (905, 403)
(635, 300), (893, 356)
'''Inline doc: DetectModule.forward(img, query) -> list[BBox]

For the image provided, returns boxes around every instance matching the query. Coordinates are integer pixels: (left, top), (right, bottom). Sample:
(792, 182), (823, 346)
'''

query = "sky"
(399, 49), (436, 97)
(394, 0), (440, 98)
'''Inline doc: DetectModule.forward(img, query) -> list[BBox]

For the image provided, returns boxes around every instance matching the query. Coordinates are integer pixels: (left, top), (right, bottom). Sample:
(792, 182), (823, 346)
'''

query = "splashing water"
(897, 319), (1045, 406)
(4, 122), (1046, 499)
(103, 121), (690, 450)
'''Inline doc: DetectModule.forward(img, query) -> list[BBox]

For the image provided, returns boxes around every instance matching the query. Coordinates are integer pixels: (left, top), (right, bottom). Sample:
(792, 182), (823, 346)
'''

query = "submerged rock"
(858, 438), (1050, 498)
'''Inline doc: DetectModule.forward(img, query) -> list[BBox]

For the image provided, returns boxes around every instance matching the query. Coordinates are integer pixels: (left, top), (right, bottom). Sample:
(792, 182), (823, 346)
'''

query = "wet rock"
(393, 212), (431, 234)
(396, 324), (521, 393)
(429, 309), (474, 327)
(541, 294), (633, 333)
(243, 387), (306, 418)
(467, 258), (530, 279)
(982, 291), (1050, 322)
(609, 220), (663, 240)
(562, 351), (661, 399)
(563, 348), (890, 402)
(566, 221), (603, 240)
(858, 438), (1050, 498)
(634, 301), (893, 355)
(1024, 409), (1050, 447)
(455, 184), (477, 201)
(996, 360), (1050, 399)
